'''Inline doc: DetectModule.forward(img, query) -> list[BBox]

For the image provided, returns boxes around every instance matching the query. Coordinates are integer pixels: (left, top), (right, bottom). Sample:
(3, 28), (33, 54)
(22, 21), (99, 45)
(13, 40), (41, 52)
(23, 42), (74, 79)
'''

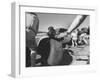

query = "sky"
(26, 12), (90, 32)
(37, 13), (89, 32)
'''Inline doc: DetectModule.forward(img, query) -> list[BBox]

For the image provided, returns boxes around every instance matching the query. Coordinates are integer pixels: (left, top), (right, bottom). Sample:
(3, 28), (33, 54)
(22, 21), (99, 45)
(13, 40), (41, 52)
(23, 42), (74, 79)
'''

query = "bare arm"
(56, 15), (87, 38)
(67, 15), (87, 33)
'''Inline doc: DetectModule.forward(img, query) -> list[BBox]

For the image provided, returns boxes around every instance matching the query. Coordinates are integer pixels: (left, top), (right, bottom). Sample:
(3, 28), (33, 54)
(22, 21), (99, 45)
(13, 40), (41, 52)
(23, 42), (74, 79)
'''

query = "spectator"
(26, 12), (39, 67)
(71, 30), (78, 47)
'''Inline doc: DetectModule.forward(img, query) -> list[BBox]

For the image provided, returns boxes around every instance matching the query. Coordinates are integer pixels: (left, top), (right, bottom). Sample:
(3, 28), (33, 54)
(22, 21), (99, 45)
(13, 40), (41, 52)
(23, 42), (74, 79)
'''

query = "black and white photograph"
(25, 12), (90, 67)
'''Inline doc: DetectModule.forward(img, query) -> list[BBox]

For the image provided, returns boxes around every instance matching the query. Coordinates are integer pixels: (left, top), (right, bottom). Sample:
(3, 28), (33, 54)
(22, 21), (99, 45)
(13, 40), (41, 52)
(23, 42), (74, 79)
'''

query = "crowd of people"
(47, 26), (90, 48)
(71, 27), (90, 47)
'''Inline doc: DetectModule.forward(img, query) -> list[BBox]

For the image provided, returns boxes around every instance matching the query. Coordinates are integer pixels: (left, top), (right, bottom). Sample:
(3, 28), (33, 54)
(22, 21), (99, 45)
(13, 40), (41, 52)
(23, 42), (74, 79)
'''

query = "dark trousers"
(26, 47), (31, 67)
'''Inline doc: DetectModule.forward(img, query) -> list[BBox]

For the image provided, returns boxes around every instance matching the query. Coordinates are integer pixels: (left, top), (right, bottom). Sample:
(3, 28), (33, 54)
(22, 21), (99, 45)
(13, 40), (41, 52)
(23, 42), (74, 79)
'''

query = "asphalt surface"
(68, 45), (90, 65)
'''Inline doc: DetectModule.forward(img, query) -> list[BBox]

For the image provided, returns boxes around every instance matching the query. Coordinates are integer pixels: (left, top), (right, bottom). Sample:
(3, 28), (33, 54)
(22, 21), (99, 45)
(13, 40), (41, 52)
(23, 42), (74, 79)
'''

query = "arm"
(67, 15), (87, 33)
(55, 15), (87, 39)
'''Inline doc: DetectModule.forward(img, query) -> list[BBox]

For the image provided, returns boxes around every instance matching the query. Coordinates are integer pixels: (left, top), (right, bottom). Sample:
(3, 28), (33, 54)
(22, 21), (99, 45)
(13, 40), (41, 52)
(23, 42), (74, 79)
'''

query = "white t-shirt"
(71, 32), (77, 40)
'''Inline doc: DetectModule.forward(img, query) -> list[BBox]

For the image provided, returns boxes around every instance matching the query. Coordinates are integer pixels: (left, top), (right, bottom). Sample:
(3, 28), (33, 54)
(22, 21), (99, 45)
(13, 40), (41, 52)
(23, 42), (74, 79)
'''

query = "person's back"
(47, 39), (63, 65)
